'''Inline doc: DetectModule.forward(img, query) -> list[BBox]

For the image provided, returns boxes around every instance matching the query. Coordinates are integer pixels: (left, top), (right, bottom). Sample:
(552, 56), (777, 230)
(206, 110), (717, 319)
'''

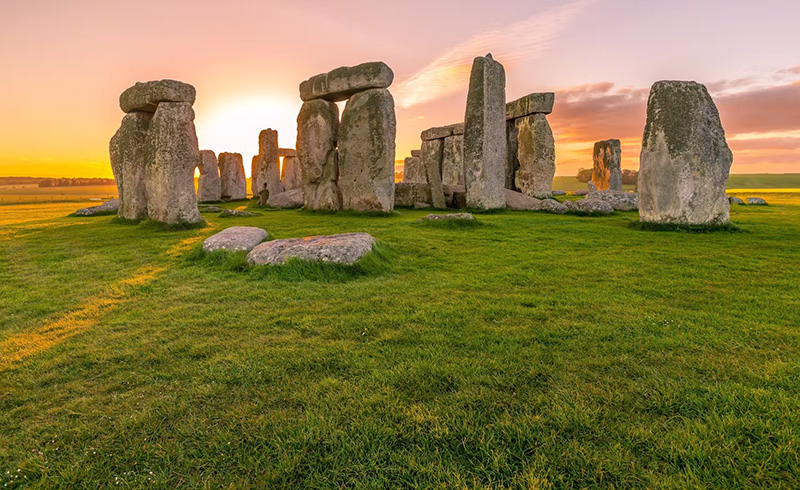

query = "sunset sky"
(1, 0), (799, 178)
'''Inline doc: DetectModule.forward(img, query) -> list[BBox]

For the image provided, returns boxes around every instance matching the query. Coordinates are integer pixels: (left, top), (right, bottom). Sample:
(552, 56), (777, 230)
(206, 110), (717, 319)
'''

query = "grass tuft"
(138, 218), (208, 231)
(629, 220), (743, 233)
(565, 210), (616, 217)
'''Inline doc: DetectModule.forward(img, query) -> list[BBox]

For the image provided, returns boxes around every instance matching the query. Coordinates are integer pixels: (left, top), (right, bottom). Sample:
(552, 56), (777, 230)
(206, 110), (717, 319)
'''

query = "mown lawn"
(1, 197), (799, 488)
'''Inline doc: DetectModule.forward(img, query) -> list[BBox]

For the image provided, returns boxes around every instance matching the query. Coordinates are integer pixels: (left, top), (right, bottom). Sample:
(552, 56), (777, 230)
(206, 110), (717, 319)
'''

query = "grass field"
(1, 194), (799, 488)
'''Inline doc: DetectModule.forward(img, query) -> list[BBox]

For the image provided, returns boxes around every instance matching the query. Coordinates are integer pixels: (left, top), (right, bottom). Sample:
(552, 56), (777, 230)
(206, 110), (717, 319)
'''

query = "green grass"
(1, 196), (800, 488)
(629, 221), (744, 233)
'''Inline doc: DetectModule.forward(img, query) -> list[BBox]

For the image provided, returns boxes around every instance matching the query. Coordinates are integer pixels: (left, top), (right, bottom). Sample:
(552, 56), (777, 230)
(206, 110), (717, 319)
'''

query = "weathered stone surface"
(587, 189), (638, 211)
(564, 198), (614, 214)
(728, 196), (745, 205)
(394, 182), (432, 207)
(552, 190), (566, 196)
(505, 120), (519, 190)
(421, 123), (464, 141)
(279, 148), (297, 157)
(75, 199), (120, 216)
(247, 233), (375, 265)
(572, 189), (589, 196)
(441, 135), (464, 186)
(514, 113), (555, 199)
(110, 112), (151, 220)
(638, 81), (733, 225)
(464, 54), (507, 209)
(506, 92), (554, 119)
(267, 188), (304, 208)
(592, 139), (622, 191)
(220, 209), (258, 217)
(418, 213), (475, 222)
(338, 88), (396, 212)
(410, 150), (421, 158)
(145, 102), (203, 224)
(281, 155), (302, 190)
(218, 152), (247, 201)
(203, 226), (268, 253)
(297, 99), (341, 210)
(252, 129), (283, 198)
(747, 197), (768, 205)
(119, 80), (196, 113)
(300, 62), (393, 102)
(504, 189), (567, 213)
(403, 155), (425, 183)
(199, 205), (221, 213)
(197, 150), (221, 202)
(444, 185), (467, 209)
(421, 139), (447, 209)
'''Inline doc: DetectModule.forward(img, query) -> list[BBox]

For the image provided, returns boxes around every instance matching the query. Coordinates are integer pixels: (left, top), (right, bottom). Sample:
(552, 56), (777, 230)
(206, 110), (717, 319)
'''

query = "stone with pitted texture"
(504, 189), (566, 213)
(464, 54), (507, 209)
(247, 232), (375, 265)
(300, 62), (393, 102)
(441, 135), (464, 186)
(119, 80), (196, 113)
(403, 155), (424, 183)
(514, 113), (555, 199)
(728, 196), (745, 205)
(418, 213), (475, 222)
(203, 226), (268, 253)
(395, 182), (433, 207)
(587, 189), (638, 211)
(267, 188), (304, 209)
(197, 150), (221, 203)
(75, 199), (120, 217)
(421, 123), (465, 141)
(110, 112), (151, 220)
(144, 102), (202, 225)
(564, 198), (614, 215)
(747, 197), (767, 205)
(638, 81), (733, 225)
(592, 139), (622, 191)
(421, 139), (447, 209)
(297, 99), (341, 210)
(281, 155), (302, 190)
(505, 92), (554, 119)
(218, 152), (247, 201)
(252, 129), (283, 198)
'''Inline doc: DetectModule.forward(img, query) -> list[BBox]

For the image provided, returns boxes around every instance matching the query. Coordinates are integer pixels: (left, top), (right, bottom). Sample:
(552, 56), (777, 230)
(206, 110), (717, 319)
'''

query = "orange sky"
(1, 0), (799, 179)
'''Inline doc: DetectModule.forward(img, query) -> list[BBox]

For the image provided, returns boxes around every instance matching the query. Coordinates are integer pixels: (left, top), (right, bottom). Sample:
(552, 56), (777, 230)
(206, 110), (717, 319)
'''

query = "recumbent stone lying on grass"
(202, 226), (268, 252)
(247, 233), (375, 266)
(747, 197), (768, 205)
(417, 213), (475, 222)
(728, 196), (745, 205)
(74, 198), (119, 216)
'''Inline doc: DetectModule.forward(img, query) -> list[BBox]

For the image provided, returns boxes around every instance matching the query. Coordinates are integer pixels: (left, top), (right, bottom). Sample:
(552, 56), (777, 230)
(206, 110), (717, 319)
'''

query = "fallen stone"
(110, 111), (151, 220)
(464, 54), (507, 209)
(421, 138), (447, 209)
(394, 182), (432, 208)
(197, 150), (222, 202)
(747, 197), (768, 205)
(297, 99), (342, 210)
(504, 189), (567, 213)
(252, 129), (283, 198)
(539, 198), (568, 214)
(300, 62), (394, 102)
(587, 189), (638, 211)
(728, 196), (745, 205)
(145, 102), (203, 225)
(218, 152), (248, 201)
(506, 92), (555, 119)
(514, 113), (555, 199)
(75, 199), (120, 216)
(592, 139), (622, 191)
(338, 88), (396, 212)
(119, 79), (196, 113)
(203, 226), (268, 252)
(564, 198), (614, 215)
(247, 232), (375, 265)
(418, 213), (475, 222)
(441, 135), (465, 187)
(267, 188), (304, 208)
(220, 209), (258, 217)
(572, 189), (589, 196)
(199, 205), (221, 213)
(421, 123), (464, 141)
(638, 81), (733, 225)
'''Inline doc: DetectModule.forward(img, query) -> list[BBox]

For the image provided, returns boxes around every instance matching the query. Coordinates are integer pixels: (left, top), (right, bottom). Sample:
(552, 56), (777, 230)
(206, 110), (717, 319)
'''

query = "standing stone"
(297, 99), (341, 210)
(252, 129), (283, 199)
(338, 88), (396, 212)
(218, 152), (247, 201)
(110, 112), (152, 220)
(441, 135), (464, 186)
(592, 139), (622, 191)
(197, 150), (221, 202)
(464, 54), (507, 209)
(638, 81), (733, 225)
(514, 113), (555, 199)
(144, 102), (202, 224)
(281, 155), (302, 190)
(403, 155), (424, 183)
(421, 139), (447, 209)
(505, 120), (519, 190)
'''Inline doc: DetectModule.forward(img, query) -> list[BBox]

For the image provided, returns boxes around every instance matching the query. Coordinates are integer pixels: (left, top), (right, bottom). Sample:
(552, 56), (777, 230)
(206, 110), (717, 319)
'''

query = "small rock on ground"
(728, 196), (745, 205)
(247, 233), (375, 265)
(747, 197), (768, 205)
(220, 209), (259, 217)
(74, 198), (119, 216)
(564, 198), (614, 215)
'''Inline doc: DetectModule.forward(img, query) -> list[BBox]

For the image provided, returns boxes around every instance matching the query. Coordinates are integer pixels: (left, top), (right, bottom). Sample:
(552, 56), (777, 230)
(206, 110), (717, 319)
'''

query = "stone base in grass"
(247, 233), (375, 266)
(203, 226), (268, 252)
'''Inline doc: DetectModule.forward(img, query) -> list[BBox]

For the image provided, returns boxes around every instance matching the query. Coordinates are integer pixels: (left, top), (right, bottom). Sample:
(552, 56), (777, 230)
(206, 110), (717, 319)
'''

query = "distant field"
(552, 173), (800, 192)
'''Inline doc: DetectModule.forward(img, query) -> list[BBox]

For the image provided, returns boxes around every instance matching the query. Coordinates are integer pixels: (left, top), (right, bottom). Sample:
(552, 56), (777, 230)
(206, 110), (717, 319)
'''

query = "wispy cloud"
(393, 1), (592, 109)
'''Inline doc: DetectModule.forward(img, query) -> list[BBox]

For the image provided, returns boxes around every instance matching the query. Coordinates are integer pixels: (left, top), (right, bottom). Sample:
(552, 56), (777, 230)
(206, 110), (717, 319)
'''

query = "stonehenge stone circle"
(247, 233), (375, 266)
(202, 226), (268, 253)
(638, 81), (733, 225)
(110, 80), (202, 225)
(514, 113), (555, 199)
(592, 139), (622, 191)
(297, 99), (342, 210)
(421, 138), (447, 209)
(300, 62), (393, 102)
(338, 88), (396, 212)
(252, 129), (283, 199)
(464, 54), (507, 209)
(197, 150), (222, 203)
(218, 152), (247, 201)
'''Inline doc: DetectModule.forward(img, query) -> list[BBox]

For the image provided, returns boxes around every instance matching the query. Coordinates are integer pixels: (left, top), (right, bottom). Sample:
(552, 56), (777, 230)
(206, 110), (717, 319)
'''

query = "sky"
(0, 0), (798, 178)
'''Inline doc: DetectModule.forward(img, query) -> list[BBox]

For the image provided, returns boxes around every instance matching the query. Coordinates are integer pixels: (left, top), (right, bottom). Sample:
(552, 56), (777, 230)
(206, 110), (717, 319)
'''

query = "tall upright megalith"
(638, 81), (733, 225)
(252, 129), (283, 199)
(197, 150), (221, 202)
(463, 54), (507, 209)
(592, 139), (622, 191)
(109, 79), (202, 224)
(514, 113), (555, 199)
(218, 152), (247, 201)
(297, 99), (341, 210)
